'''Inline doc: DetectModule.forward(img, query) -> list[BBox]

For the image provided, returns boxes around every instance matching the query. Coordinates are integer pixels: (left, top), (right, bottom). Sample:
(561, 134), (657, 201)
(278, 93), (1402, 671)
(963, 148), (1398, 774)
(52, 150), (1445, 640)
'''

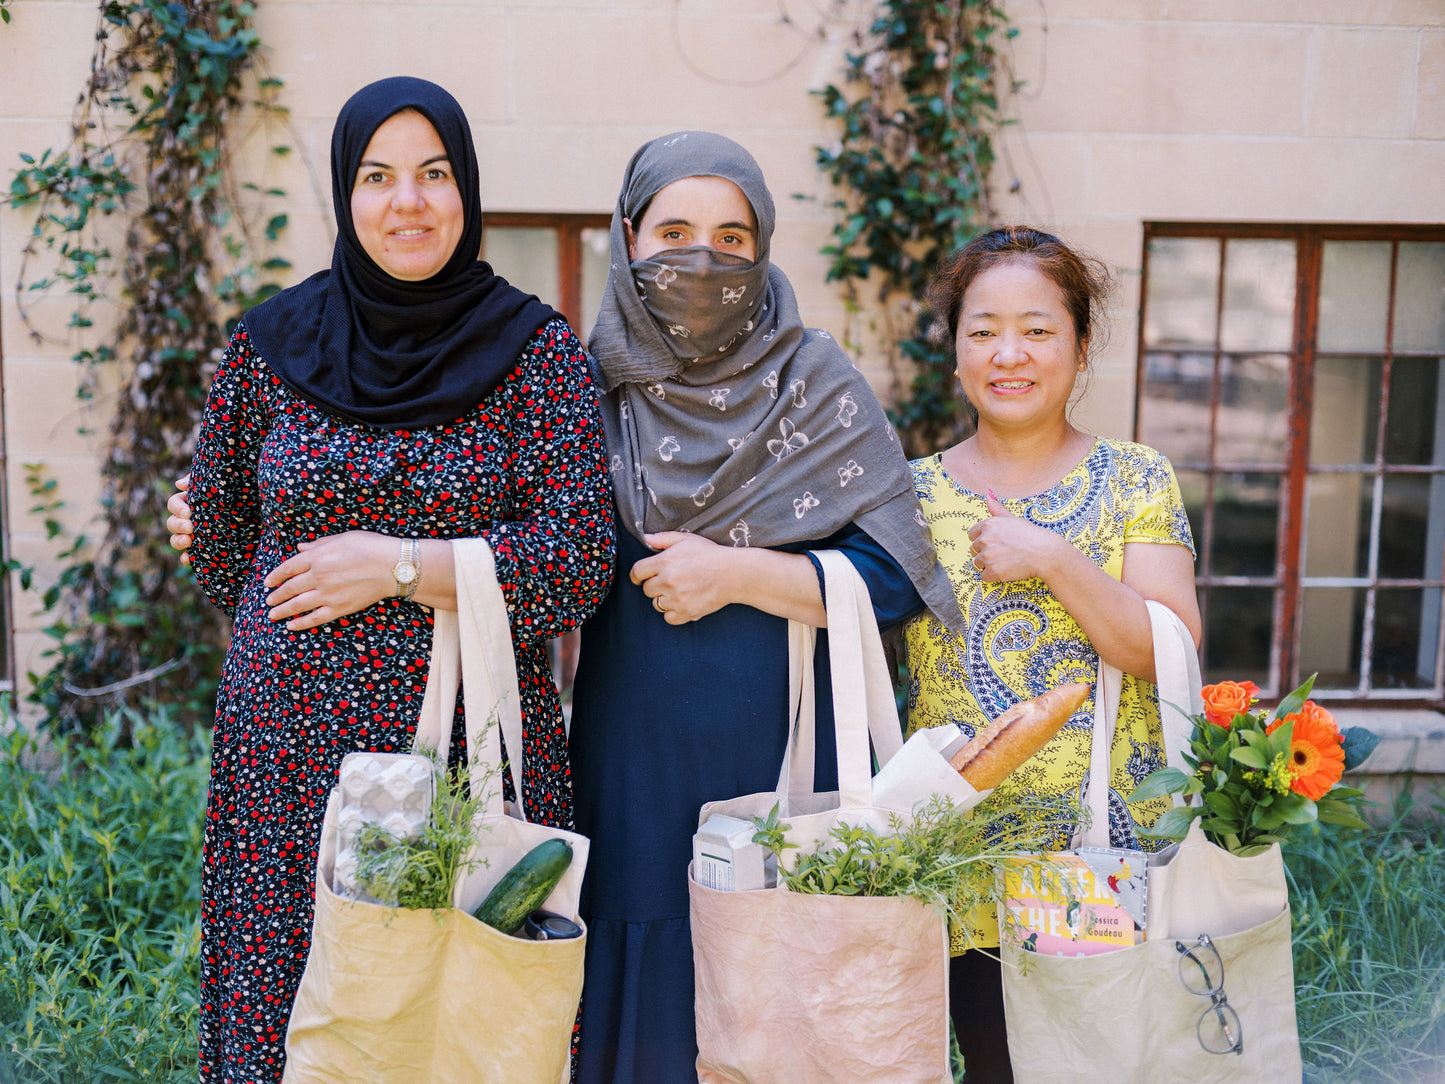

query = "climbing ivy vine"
(815, 0), (1014, 457)
(4, 0), (289, 732)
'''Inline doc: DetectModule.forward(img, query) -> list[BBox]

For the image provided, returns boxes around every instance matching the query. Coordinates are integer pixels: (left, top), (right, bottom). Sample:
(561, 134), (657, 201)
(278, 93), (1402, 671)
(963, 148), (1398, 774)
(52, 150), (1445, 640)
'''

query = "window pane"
(1176, 470), (1207, 564)
(1304, 472), (1370, 578)
(1380, 474), (1437, 580)
(1138, 352), (1214, 464)
(1311, 355), (1381, 466)
(1201, 587), (1273, 688)
(1317, 241), (1391, 353)
(1385, 356), (1442, 466)
(1299, 587), (1363, 690)
(1144, 237), (1219, 348)
(482, 226), (560, 305)
(1394, 242), (1445, 352)
(1211, 472), (1279, 577)
(579, 227), (611, 341)
(1221, 239), (1296, 353)
(1373, 588), (1440, 690)
(1216, 354), (1289, 467)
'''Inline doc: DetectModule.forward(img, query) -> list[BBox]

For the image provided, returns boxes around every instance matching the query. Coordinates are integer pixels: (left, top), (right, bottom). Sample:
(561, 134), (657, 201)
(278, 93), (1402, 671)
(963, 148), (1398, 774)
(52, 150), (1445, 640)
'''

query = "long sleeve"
(188, 324), (275, 617)
(806, 523), (926, 630)
(481, 319), (615, 647)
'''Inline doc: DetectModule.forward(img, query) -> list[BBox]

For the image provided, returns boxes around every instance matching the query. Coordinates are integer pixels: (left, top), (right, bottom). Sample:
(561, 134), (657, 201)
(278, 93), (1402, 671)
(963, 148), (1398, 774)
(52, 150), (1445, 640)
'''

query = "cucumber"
(472, 839), (574, 935)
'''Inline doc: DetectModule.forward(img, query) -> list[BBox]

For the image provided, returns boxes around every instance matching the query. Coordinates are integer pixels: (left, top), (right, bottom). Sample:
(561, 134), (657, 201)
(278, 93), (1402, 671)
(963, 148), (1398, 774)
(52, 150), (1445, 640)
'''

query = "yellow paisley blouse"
(904, 438), (1195, 950)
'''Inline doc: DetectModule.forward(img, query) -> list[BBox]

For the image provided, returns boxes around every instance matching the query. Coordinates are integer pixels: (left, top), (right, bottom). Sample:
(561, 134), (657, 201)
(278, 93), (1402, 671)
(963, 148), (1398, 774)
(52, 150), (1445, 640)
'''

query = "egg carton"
(332, 751), (435, 904)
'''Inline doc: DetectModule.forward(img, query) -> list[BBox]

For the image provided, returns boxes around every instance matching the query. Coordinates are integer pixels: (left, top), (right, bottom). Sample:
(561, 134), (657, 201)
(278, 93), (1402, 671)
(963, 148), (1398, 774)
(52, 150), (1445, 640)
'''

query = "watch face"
(395, 562), (418, 584)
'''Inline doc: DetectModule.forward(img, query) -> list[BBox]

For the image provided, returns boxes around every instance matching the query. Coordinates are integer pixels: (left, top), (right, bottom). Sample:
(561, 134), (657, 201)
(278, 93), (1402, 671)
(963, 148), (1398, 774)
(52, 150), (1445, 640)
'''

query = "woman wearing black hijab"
(182, 78), (614, 1081)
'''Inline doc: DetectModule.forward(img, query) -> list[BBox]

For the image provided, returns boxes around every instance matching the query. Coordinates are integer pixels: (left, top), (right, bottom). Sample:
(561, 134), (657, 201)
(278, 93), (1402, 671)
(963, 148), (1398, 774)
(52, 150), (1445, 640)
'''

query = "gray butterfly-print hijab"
(589, 130), (963, 630)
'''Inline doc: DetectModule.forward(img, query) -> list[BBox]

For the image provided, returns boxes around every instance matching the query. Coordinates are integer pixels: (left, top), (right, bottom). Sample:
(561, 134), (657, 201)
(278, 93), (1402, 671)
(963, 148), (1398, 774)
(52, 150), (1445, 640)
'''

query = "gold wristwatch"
(392, 538), (420, 600)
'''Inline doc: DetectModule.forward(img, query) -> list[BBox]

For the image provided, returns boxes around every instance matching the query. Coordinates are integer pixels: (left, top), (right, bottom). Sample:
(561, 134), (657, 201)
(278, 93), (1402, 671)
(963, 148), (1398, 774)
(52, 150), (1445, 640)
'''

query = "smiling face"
(349, 109), (465, 282)
(955, 257), (1087, 434)
(624, 175), (758, 262)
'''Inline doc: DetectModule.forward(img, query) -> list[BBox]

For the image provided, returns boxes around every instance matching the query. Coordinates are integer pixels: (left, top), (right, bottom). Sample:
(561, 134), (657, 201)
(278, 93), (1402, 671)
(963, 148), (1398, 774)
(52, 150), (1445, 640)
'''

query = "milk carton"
(692, 813), (776, 892)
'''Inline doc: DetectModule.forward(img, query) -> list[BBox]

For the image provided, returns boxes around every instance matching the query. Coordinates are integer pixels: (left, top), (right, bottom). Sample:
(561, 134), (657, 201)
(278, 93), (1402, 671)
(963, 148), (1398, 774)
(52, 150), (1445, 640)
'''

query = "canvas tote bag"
(689, 550), (976, 1084)
(1000, 601), (1303, 1083)
(284, 539), (588, 1084)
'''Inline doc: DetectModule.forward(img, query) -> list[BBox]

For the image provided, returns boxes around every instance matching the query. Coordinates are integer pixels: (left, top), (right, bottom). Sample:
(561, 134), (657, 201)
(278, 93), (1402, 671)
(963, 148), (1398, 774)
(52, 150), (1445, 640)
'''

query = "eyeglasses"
(1175, 934), (1244, 1056)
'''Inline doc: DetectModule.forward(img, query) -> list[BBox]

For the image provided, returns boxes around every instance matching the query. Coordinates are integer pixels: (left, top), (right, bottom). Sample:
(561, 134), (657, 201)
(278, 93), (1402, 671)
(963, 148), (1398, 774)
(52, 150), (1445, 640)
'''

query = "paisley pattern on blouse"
(904, 439), (1194, 951)
(188, 318), (614, 1083)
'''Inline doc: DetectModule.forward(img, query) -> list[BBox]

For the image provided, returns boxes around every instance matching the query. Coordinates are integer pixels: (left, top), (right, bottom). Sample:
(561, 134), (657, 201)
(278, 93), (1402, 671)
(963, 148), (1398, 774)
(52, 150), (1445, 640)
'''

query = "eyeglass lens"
(1198, 999), (1244, 1055)
(1176, 938), (1224, 996)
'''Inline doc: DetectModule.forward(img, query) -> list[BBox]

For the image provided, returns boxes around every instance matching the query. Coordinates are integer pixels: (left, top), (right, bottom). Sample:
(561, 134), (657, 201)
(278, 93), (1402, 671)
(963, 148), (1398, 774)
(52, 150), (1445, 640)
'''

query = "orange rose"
(1200, 680), (1259, 728)
(1267, 701), (1345, 801)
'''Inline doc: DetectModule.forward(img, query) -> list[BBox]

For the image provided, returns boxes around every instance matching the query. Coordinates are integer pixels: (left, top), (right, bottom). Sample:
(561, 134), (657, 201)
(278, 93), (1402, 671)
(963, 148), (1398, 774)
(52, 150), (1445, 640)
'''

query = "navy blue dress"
(569, 524), (922, 1083)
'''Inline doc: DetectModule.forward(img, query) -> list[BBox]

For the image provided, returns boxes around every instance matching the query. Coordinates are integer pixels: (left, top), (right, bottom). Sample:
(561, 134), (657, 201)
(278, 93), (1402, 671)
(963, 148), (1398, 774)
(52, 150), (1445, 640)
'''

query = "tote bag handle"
(1081, 599), (1201, 848)
(415, 538), (530, 821)
(775, 550), (904, 813)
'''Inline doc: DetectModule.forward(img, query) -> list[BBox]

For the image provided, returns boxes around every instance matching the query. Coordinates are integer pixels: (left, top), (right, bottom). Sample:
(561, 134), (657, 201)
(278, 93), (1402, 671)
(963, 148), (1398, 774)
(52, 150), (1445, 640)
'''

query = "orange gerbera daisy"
(1267, 701), (1344, 801)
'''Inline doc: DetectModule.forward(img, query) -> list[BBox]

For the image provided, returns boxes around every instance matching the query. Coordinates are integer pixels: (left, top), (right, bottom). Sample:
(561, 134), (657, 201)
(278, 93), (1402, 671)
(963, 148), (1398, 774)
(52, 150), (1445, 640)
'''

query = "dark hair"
(927, 226), (1113, 361)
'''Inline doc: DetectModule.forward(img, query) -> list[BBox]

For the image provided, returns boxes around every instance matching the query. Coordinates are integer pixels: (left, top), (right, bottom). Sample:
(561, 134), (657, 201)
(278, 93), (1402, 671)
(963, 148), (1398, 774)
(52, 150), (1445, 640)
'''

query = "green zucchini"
(472, 839), (573, 935)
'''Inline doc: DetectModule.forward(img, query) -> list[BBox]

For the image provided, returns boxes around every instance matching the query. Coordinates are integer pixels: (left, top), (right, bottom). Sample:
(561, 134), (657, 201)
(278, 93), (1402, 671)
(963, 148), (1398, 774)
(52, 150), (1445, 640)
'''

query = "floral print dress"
(903, 438), (1195, 951)
(187, 317), (614, 1083)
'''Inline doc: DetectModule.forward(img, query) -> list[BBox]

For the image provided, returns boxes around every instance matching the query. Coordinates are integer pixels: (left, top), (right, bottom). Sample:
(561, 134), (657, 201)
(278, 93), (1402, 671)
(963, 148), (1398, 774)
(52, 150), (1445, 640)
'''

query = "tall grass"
(2, 716), (1443, 1082)
(0, 716), (207, 1084)
(1288, 797), (1445, 1083)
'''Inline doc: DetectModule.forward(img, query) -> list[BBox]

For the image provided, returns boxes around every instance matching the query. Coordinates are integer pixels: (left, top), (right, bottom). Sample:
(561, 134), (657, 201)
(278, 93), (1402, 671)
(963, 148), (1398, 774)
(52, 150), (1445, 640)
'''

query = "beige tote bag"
(690, 550), (971, 1084)
(1000, 601), (1303, 1083)
(284, 539), (587, 1084)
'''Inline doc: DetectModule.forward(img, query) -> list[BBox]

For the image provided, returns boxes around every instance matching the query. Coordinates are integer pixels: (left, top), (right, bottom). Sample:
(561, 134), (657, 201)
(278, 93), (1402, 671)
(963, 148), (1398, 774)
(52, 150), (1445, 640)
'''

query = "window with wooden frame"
(480, 213), (612, 342)
(1136, 223), (1445, 704)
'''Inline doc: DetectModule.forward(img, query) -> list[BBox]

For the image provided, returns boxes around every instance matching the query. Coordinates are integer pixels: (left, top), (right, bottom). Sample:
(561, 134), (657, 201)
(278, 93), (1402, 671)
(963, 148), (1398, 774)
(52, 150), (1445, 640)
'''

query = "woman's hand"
(167, 474), (194, 565)
(967, 491), (1072, 583)
(631, 531), (827, 626)
(264, 531), (399, 630)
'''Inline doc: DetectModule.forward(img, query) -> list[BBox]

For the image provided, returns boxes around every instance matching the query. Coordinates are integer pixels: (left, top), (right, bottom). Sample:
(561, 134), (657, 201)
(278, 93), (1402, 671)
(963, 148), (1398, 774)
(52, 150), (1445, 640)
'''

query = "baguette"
(948, 682), (1092, 790)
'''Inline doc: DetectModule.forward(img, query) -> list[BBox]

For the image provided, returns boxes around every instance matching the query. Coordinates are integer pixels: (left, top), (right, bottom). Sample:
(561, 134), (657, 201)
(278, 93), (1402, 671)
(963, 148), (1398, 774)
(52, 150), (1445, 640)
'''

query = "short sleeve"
(1122, 448), (1196, 556)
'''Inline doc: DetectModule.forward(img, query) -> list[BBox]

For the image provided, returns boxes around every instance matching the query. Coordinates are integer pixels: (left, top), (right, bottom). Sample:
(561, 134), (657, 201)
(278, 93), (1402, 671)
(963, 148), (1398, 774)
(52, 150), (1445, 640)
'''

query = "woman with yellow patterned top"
(903, 226), (1202, 1082)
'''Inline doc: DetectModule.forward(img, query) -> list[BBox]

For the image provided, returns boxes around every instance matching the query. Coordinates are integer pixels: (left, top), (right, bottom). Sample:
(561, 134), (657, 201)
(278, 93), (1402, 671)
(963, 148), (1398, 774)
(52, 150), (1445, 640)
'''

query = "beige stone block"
(1010, 18), (1308, 136)
(1306, 28), (1418, 138)
(510, 12), (829, 129)
(1418, 30), (1445, 138)
(1085, 135), (1445, 222)
(475, 124), (649, 212)
(2, 355), (112, 458)
(1160, 0), (1445, 25)
(993, 131), (1094, 224)
(0, 3), (100, 118)
(252, 5), (512, 124)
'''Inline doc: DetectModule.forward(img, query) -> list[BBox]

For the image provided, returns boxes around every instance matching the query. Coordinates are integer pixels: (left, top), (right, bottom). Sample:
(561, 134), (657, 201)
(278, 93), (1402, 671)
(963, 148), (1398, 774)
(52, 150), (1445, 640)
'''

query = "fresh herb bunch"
(353, 759), (493, 911)
(751, 793), (1079, 927)
(1132, 674), (1379, 856)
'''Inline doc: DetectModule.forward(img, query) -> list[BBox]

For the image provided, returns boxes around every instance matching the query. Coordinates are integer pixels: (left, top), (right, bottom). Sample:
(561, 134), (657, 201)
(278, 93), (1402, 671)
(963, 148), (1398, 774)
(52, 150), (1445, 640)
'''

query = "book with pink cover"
(1002, 847), (1148, 956)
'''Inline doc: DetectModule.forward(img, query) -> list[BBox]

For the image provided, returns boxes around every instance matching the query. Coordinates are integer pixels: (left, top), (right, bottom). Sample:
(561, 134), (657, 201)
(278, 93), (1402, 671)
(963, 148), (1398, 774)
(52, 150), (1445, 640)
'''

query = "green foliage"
(0, 714), (208, 1082)
(1133, 676), (1372, 855)
(3, 0), (290, 733)
(354, 757), (495, 912)
(752, 793), (1078, 933)
(814, 0), (1014, 456)
(1287, 801), (1445, 1082)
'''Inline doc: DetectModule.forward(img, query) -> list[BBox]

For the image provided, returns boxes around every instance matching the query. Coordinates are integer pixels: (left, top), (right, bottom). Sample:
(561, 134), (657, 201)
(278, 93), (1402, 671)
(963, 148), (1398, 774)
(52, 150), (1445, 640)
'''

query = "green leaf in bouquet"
(1266, 719), (1296, 761)
(1213, 767), (1230, 789)
(1233, 843), (1275, 857)
(1231, 745), (1270, 770)
(1341, 726), (1381, 771)
(1253, 805), (1289, 831)
(1182, 776), (1205, 797)
(1129, 767), (1189, 803)
(1202, 791), (1239, 819)
(1138, 805), (1198, 841)
(1271, 673), (1317, 723)
(1201, 816), (1242, 835)
(1325, 786), (1366, 800)
(1317, 808), (1370, 830)
(1278, 796), (1319, 826)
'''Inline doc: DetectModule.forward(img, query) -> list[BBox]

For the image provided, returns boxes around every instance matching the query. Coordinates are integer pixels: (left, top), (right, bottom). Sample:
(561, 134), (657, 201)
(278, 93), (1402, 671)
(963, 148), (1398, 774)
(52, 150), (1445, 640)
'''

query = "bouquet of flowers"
(1132, 675), (1378, 856)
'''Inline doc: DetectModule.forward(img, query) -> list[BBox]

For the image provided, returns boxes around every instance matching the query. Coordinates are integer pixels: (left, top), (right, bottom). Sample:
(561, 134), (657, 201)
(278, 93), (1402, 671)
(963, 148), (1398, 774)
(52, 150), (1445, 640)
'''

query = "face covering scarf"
(631, 247), (768, 361)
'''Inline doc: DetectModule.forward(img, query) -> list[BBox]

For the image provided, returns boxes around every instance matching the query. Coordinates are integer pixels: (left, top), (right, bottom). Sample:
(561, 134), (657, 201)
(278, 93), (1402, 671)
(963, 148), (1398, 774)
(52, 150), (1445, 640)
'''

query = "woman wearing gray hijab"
(568, 131), (962, 1082)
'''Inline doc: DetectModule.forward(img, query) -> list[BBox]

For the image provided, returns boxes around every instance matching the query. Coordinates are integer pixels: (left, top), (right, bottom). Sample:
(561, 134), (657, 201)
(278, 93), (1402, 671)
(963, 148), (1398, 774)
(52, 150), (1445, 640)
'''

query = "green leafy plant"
(752, 793), (1078, 935)
(4, 0), (290, 733)
(0, 712), (207, 1082)
(1133, 675), (1378, 855)
(814, 0), (1014, 456)
(353, 758), (495, 912)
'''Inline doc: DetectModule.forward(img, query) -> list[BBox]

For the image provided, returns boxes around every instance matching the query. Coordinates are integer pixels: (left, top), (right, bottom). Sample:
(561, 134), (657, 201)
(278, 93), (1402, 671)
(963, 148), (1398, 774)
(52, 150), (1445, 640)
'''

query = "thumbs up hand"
(966, 487), (1067, 583)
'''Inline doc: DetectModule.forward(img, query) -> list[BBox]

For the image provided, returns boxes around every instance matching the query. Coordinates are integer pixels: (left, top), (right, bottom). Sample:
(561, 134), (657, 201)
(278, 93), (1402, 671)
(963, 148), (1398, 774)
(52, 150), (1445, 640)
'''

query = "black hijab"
(244, 77), (558, 430)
